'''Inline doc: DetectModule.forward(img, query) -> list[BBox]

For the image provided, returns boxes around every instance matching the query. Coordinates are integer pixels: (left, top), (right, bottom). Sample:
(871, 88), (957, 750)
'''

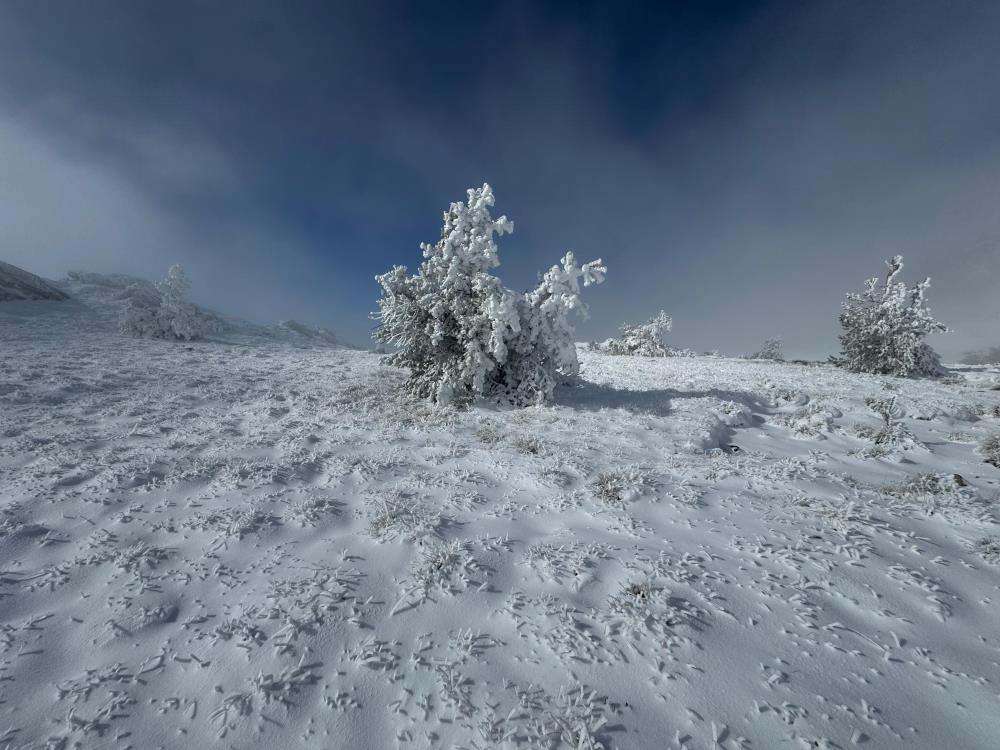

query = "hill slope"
(0, 260), (70, 301)
(52, 269), (358, 348)
(0, 305), (999, 749)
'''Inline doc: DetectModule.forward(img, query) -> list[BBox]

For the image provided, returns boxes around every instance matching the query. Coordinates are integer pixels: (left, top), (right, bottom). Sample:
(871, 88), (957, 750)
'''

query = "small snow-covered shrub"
(883, 472), (968, 497)
(120, 264), (220, 340)
(978, 433), (1000, 468)
(834, 255), (946, 377)
(747, 337), (784, 361)
(876, 473), (994, 523)
(604, 310), (673, 357)
(854, 395), (921, 457)
(878, 472), (990, 520)
(772, 402), (841, 437)
(374, 183), (606, 406)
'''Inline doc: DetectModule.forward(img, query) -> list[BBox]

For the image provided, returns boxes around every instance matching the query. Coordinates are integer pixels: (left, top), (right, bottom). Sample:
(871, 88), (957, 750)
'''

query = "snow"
(2, 298), (1000, 749)
(0, 261), (69, 301)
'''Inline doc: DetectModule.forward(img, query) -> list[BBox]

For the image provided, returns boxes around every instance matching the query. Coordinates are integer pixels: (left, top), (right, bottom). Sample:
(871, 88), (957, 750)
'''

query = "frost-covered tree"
(605, 311), (673, 356)
(120, 264), (219, 341)
(373, 183), (606, 406)
(748, 337), (784, 361)
(155, 265), (204, 340)
(834, 255), (946, 377)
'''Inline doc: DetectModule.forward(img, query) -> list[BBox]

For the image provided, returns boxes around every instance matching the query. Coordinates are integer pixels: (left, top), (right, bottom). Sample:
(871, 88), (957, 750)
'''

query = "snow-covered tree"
(120, 264), (220, 341)
(373, 183), (606, 406)
(834, 255), (946, 377)
(748, 337), (784, 361)
(605, 311), (673, 356)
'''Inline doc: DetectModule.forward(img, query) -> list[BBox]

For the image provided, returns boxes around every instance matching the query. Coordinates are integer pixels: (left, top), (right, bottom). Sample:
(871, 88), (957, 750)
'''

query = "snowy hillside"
(0, 261), (69, 301)
(1, 303), (1000, 749)
(0, 266), (357, 349)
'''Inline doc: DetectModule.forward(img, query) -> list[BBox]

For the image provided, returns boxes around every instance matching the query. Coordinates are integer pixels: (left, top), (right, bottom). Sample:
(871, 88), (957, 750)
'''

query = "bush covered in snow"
(834, 255), (946, 377)
(373, 184), (606, 406)
(747, 337), (784, 361)
(603, 310), (673, 357)
(120, 264), (220, 341)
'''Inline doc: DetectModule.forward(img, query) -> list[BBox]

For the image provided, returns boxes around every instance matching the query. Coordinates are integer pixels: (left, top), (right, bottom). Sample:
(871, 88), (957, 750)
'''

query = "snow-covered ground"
(2, 298), (1000, 749)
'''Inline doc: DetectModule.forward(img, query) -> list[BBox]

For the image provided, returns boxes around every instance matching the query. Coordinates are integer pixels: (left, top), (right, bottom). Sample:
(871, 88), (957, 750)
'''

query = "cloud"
(0, 2), (996, 358)
(0, 109), (366, 340)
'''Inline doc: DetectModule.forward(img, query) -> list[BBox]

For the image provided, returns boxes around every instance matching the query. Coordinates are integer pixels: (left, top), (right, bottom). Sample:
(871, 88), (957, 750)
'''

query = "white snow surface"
(1, 300), (1000, 749)
(0, 261), (69, 301)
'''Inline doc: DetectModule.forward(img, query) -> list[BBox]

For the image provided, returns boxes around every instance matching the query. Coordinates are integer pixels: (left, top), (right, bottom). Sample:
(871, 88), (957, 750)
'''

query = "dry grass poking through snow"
(974, 536), (1000, 563)
(979, 432), (1000, 467)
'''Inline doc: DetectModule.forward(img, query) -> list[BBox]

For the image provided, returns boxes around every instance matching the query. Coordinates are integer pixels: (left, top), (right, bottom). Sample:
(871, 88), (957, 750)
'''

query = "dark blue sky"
(1, 1), (998, 357)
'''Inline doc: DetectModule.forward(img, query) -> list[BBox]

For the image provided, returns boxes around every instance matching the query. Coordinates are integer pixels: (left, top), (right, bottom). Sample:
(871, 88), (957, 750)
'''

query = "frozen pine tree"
(155, 265), (210, 340)
(605, 310), (673, 356)
(748, 336), (784, 361)
(834, 255), (946, 377)
(373, 183), (605, 406)
(498, 251), (606, 404)
(120, 264), (220, 340)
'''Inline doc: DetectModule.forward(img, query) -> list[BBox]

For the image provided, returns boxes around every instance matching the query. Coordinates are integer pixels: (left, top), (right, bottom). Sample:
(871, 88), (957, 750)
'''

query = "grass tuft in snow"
(363, 488), (441, 542)
(878, 472), (989, 522)
(974, 536), (1000, 564)
(475, 419), (503, 447)
(604, 578), (704, 641)
(771, 401), (842, 437)
(883, 472), (968, 496)
(590, 468), (653, 508)
(284, 492), (341, 527)
(113, 542), (173, 573)
(978, 433), (1000, 468)
(511, 434), (544, 455)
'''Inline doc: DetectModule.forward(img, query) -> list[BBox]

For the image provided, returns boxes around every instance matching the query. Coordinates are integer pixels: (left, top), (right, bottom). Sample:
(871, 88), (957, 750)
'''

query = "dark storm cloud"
(0, 1), (997, 356)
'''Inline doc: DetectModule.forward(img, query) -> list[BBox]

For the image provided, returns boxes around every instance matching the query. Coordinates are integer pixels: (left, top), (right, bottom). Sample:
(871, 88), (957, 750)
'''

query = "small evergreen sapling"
(835, 255), (946, 377)
(373, 183), (605, 406)
(605, 311), (673, 357)
(748, 337), (784, 361)
(120, 264), (219, 340)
